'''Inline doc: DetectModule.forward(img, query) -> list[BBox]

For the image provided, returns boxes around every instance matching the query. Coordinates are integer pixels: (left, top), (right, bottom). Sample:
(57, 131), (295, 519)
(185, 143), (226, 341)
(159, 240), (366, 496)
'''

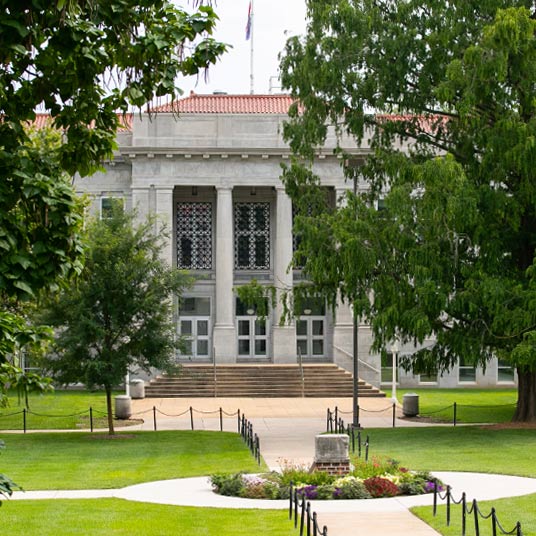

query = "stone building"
(74, 92), (515, 389)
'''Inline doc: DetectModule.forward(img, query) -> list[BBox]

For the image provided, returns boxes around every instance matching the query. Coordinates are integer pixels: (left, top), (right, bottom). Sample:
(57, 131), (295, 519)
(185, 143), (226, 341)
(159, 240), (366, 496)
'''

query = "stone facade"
(74, 93), (516, 389)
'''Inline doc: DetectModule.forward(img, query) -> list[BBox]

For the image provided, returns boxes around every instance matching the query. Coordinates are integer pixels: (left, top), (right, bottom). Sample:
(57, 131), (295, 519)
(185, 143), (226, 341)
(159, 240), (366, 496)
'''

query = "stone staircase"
(144, 364), (385, 398)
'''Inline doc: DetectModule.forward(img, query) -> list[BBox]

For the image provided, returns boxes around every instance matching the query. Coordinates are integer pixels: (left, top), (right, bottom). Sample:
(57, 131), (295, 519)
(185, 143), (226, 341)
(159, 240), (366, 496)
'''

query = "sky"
(178, 0), (307, 96)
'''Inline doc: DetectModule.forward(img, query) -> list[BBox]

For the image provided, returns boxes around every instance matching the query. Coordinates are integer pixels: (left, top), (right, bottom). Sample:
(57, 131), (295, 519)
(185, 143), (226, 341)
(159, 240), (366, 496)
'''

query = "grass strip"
(0, 431), (266, 490)
(0, 498), (294, 536)
(383, 388), (518, 423)
(352, 427), (536, 477)
(413, 493), (536, 536)
(0, 390), (124, 430)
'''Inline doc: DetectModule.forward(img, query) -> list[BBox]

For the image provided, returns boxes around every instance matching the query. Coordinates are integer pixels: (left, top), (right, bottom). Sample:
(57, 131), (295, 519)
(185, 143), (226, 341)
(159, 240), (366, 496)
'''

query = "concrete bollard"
(129, 379), (145, 399)
(402, 393), (419, 417)
(115, 395), (132, 419)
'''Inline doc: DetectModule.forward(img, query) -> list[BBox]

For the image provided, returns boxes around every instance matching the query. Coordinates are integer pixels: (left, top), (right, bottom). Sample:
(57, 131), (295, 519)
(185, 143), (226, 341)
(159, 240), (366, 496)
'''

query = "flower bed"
(210, 456), (444, 500)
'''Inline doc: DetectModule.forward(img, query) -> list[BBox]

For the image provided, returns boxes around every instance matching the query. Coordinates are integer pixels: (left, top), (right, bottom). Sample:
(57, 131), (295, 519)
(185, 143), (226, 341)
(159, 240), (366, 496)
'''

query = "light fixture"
(303, 308), (312, 315)
(246, 308), (255, 315)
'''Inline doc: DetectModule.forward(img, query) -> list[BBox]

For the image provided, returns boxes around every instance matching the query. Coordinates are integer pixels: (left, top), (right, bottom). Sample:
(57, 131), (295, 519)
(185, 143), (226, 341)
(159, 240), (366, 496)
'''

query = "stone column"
(154, 187), (174, 266)
(131, 187), (151, 225)
(273, 186), (296, 363)
(213, 186), (236, 362)
(333, 187), (355, 372)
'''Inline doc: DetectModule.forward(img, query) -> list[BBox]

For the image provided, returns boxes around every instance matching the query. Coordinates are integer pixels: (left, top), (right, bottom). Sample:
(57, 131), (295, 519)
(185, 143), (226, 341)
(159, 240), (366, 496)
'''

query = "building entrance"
(178, 297), (211, 360)
(296, 317), (325, 359)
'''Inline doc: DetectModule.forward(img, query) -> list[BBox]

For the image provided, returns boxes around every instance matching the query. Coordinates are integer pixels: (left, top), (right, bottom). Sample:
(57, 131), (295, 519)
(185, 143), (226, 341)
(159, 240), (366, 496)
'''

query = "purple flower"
(297, 485), (318, 500)
(425, 481), (443, 493)
(332, 487), (342, 499)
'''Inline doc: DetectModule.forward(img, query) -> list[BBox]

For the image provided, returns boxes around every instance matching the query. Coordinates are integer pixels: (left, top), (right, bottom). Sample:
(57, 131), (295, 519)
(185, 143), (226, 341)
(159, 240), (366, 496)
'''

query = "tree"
(40, 205), (192, 435)
(279, 1), (536, 421)
(0, 0), (226, 367)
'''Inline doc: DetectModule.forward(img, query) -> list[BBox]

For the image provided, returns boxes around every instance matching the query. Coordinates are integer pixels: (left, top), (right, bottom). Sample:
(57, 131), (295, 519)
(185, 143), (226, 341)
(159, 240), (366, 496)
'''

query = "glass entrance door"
(178, 297), (211, 360)
(179, 317), (210, 359)
(237, 317), (268, 358)
(296, 317), (325, 358)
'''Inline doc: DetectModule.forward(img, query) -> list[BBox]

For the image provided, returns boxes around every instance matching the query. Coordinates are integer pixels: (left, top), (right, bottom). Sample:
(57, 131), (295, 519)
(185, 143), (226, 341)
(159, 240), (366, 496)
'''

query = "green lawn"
(0, 389), (124, 430)
(356, 427), (536, 477)
(0, 499), (295, 536)
(413, 494), (536, 536)
(383, 388), (518, 423)
(1, 431), (266, 489)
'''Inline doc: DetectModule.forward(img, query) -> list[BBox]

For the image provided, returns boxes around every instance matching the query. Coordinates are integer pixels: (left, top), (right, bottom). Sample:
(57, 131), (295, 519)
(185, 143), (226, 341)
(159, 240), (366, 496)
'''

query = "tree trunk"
(512, 367), (536, 422)
(105, 385), (115, 435)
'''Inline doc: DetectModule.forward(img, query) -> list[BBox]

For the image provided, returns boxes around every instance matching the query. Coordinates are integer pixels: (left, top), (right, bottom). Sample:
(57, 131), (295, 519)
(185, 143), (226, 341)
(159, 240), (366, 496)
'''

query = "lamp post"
(352, 305), (360, 428)
(390, 339), (399, 403)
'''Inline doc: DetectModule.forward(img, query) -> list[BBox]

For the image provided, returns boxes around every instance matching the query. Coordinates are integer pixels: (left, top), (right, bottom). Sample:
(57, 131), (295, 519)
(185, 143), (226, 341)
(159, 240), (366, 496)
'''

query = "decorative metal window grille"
(176, 202), (212, 269)
(234, 202), (270, 269)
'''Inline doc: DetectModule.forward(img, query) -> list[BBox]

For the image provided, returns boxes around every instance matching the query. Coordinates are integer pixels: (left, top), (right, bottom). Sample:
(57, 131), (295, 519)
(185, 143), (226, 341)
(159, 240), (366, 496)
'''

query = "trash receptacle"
(402, 393), (419, 417)
(129, 379), (145, 399)
(115, 395), (132, 419)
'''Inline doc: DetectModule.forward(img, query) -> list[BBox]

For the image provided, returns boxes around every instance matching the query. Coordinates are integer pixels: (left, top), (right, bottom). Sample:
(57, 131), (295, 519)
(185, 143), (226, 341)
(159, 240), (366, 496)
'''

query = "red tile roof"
(24, 113), (133, 131)
(151, 91), (296, 114)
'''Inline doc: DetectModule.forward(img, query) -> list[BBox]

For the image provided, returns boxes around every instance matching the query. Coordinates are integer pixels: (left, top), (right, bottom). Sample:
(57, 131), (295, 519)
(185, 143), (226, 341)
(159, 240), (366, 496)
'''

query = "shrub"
(316, 484), (336, 500)
(333, 476), (372, 499)
(210, 473), (245, 496)
(364, 476), (400, 498)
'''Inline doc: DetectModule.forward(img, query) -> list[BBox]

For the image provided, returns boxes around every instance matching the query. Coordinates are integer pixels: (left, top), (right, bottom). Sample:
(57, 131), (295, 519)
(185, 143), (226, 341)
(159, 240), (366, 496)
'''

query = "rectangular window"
(176, 202), (212, 269)
(497, 359), (515, 383)
(100, 197), (124, 219)
(234, 202), (270, 269)
(459, 357), (476, 382)
(381, 351), (398, 384)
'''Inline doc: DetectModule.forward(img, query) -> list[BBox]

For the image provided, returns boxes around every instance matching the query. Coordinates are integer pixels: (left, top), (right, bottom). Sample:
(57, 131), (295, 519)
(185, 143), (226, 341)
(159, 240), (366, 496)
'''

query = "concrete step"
(145, 364), (385, 398)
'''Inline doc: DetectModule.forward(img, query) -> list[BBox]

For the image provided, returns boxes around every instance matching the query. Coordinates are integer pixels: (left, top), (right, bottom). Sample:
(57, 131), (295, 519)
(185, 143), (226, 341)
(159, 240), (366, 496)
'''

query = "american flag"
(245, 1), (252, 40)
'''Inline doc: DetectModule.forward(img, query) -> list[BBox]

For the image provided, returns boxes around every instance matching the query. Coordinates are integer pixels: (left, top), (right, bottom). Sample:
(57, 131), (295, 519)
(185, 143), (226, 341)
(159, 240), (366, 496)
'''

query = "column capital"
(215, 185), (234, 193)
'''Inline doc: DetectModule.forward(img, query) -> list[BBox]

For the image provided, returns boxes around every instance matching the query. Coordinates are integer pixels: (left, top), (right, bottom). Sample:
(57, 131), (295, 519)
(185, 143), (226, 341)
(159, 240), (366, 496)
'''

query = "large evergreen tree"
(279, 1), (536, 421)
(41, 206), (192, 435)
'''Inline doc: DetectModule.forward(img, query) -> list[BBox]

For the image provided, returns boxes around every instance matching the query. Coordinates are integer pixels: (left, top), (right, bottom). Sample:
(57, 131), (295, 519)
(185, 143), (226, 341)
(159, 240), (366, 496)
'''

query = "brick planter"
(310, 434), (350, 476)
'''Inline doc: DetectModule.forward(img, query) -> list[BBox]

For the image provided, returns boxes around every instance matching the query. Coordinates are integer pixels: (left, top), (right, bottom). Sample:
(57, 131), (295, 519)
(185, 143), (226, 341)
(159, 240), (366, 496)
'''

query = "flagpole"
(249, 0), (254, 94)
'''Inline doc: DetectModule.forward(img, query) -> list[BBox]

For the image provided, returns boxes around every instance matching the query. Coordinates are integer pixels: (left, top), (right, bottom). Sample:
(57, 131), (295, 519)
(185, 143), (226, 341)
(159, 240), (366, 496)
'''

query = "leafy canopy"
(279, 1), (536, 420)
(0, 0), (226, 375)
(40, 205), (192, 433)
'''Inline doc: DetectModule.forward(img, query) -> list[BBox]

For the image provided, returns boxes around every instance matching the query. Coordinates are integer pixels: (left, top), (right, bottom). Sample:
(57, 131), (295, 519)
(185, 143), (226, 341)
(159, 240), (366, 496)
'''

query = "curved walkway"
(12, 472), (536, 535)
(9, 397), (536, 535)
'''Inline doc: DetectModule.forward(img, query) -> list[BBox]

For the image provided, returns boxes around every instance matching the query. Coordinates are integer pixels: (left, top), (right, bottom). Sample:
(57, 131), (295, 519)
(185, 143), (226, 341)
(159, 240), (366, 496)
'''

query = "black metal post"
(153, 405), (157, 431)
(392, 402), (396, 428)
(462, 492), (466, 536)
(433, 482), (437, 515)
(190, 406), (194, 430)
(453, 402), (457, 426)
(90, 407), (93, 433)
(219, 407), (223, 431)
(446, 486), (451, 526)
(473, 499), (480, 536)
(491, 508), (497, 536)
(352, 311), (360, 428)
(237, 409), (241, 433)
(289, 483), (293, 520)
(23, 408), (26, 433)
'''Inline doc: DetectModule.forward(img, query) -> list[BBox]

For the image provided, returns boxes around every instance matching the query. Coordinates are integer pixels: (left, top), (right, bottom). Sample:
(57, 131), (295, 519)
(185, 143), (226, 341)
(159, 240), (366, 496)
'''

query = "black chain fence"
(433, 482), (523, 536)
(289, 482), (328, 536)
